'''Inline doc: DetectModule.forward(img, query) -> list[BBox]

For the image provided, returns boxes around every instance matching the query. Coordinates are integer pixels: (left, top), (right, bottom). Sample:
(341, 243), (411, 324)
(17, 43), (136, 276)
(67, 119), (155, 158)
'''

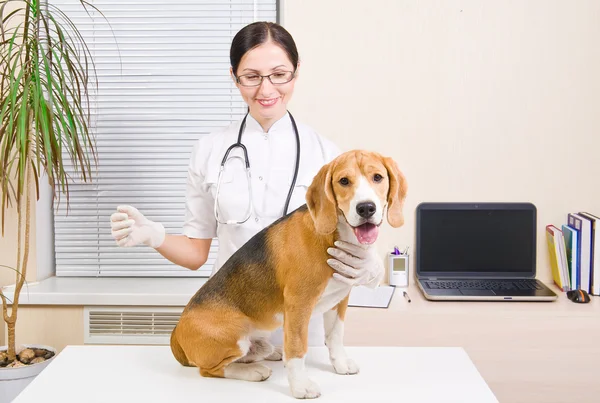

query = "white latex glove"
(326, 240), (384, 288)
(110, 205), (166, 248)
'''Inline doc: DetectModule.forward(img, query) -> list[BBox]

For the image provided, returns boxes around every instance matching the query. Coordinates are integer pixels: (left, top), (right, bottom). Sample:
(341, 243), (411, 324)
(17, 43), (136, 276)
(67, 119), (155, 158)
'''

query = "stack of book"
(546, 211), (600, 295)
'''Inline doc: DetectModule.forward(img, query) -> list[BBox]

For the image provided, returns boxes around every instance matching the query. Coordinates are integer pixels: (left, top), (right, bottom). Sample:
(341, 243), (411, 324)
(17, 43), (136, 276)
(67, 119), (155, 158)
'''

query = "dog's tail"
(170, 324), (193, 367)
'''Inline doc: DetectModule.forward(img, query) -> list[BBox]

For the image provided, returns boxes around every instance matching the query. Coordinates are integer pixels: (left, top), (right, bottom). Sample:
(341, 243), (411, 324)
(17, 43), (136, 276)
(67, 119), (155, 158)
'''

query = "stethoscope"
(214, 111), (300, 225)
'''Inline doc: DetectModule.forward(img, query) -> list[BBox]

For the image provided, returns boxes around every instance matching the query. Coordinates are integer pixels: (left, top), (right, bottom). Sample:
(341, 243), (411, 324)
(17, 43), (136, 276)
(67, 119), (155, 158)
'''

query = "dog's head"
(306, 150), (407, 244)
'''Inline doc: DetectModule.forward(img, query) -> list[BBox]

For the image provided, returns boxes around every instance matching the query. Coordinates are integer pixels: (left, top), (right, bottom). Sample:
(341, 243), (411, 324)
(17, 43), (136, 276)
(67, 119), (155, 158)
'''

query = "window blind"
(51, 0), (277, 277)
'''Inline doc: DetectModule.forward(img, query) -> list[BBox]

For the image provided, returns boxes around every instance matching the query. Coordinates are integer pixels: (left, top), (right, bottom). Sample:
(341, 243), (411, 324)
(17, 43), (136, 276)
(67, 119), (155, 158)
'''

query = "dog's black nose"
(356, 202), (376, 218)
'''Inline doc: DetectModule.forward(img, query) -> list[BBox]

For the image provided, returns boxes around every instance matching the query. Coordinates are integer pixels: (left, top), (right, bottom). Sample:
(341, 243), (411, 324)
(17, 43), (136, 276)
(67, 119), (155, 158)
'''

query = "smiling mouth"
(257, 98), (279, 107)
(351, 221), (382, 245)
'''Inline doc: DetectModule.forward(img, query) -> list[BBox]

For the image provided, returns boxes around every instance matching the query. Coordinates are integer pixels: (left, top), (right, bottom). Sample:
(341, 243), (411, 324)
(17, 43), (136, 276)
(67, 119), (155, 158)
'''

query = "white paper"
(348, 285), (396, 308)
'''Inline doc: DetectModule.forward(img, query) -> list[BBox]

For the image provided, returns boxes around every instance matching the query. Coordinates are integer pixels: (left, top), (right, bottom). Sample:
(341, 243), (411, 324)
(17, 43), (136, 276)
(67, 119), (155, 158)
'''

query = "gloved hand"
(110, 205), (166, 248)
(326, 240), (384, 288)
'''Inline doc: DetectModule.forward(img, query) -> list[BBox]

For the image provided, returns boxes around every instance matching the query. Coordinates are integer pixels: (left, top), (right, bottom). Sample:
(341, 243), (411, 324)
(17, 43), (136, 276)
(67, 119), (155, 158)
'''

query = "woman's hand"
(326, 241), (384, 288)
(110, 205), (166, 248)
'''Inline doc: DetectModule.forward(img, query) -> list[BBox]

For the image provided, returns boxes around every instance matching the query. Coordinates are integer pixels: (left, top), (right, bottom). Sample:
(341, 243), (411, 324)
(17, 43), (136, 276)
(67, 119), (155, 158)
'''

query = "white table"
(14, 345), (497, 403)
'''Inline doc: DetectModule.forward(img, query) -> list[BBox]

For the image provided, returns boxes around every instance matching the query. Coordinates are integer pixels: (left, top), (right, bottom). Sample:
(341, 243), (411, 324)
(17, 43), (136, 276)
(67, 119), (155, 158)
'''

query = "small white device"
(388, 253), (409, 287)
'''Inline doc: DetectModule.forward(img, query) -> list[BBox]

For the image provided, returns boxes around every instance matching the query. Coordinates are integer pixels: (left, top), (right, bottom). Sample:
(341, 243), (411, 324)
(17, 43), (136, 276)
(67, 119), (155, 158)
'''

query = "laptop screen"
(416, 203), (536, 277)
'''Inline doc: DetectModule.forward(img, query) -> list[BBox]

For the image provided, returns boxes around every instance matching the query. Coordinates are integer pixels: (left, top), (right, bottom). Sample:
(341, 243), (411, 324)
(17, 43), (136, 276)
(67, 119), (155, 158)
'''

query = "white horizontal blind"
(52, 0), (277, 277)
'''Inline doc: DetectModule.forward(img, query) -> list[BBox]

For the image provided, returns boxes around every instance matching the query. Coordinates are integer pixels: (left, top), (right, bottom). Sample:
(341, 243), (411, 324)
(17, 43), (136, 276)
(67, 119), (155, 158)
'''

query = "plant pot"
(0, 344), (57, 403)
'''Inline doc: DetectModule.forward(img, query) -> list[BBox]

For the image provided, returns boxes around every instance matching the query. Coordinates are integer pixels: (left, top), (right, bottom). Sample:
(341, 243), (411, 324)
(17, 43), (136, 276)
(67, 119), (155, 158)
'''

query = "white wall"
(283, 0), (600, 282)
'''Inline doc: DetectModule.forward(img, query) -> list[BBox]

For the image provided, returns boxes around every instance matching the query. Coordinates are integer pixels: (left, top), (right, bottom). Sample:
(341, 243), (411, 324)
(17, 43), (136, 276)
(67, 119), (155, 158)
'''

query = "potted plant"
(0, 1), (101, 400)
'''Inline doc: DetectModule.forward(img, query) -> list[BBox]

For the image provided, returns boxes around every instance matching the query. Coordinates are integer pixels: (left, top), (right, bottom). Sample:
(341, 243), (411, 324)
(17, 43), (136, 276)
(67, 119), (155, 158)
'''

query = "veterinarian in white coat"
(110, 22), (382, 346)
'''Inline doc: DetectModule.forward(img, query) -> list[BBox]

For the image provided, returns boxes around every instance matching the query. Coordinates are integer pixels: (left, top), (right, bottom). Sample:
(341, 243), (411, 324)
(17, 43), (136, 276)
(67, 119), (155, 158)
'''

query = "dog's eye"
(339, 177), (350, 186)
(373, 174), (383, 183)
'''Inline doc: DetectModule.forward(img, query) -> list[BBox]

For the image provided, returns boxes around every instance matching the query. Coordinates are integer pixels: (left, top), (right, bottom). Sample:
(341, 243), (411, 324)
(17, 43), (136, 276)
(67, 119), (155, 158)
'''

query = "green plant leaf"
(1, 0), (102, 226)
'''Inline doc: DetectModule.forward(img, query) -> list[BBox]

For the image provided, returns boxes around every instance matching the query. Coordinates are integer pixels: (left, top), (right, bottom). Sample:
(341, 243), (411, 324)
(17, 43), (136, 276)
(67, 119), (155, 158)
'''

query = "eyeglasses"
(236, 71), (295, 87)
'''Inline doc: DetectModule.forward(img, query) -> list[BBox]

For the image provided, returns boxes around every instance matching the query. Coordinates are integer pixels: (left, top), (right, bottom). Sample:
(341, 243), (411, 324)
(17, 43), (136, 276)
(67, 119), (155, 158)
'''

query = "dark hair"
(230, 22), (299, 76)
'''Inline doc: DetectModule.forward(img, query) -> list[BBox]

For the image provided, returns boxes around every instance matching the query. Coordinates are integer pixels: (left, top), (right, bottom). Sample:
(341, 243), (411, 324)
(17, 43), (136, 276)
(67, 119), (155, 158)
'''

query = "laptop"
(415, 202), (558, 301)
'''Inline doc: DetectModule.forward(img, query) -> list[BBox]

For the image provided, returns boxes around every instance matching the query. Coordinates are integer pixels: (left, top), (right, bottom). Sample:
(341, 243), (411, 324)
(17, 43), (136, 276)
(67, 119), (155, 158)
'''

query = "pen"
(403, 291), (411, 303)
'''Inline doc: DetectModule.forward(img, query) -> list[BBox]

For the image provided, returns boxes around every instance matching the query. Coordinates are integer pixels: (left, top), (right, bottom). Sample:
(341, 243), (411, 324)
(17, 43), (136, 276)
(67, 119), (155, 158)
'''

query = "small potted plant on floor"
(0, 1), (103, 401)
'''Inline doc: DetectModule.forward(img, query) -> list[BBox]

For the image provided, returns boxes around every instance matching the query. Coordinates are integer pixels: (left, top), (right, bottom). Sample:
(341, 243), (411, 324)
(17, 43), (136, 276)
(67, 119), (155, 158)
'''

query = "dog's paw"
(290, 378), (321, 399)
(224, 363), (272, 382)
(246, 363), (272, 381)
(265, 345), (283, 361)
(332, 357), (359, 375)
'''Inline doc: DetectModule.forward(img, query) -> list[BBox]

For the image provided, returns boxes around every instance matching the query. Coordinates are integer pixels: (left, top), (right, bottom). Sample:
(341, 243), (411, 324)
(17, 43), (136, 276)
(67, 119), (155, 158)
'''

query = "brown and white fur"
(170, 150), (407, 399)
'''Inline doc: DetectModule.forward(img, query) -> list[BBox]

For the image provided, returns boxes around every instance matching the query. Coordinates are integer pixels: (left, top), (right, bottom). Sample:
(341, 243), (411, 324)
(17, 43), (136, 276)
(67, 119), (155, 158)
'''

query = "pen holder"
(388, 253), (409, 287)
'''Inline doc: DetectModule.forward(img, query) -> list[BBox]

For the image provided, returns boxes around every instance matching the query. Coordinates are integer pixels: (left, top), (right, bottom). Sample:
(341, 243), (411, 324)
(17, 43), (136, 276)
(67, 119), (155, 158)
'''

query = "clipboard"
(348, 285), (396, 308)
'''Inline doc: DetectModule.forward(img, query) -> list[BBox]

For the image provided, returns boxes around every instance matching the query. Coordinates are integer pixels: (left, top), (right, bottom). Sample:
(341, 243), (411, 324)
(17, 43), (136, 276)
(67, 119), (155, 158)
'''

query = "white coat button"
(255, 217), (259, 222)
(259, 176), (263, 181)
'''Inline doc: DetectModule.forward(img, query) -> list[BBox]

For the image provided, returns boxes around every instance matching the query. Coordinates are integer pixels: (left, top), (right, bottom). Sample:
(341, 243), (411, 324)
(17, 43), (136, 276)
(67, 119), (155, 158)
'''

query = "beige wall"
(2, 306), (83, 352)
(12, 307), (83, 351)
(3, 1), (600, 349)
(1, 1), (597, 285)
(284, 0), (600, 282)
(0, 198), (37, 285)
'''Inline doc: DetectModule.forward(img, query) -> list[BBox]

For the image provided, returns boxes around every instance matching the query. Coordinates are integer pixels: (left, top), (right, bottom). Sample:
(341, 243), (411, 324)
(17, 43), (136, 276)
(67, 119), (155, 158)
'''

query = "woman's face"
(232, 41), (298, 128)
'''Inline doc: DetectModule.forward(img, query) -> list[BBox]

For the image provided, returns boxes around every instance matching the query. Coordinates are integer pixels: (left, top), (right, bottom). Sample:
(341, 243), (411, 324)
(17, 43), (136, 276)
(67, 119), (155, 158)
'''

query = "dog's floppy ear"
(383, 156), (408, 228)
(306, 161), (338, 234)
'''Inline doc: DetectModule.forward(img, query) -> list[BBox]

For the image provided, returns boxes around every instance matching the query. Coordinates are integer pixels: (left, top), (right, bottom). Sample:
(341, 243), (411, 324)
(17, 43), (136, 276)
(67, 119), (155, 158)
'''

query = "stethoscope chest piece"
(213, 111), (300, 225)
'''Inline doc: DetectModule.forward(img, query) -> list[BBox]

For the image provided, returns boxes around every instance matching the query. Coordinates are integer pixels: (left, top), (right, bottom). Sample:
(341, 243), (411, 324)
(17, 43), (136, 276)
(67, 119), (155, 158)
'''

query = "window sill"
(1, 276), (208, 306)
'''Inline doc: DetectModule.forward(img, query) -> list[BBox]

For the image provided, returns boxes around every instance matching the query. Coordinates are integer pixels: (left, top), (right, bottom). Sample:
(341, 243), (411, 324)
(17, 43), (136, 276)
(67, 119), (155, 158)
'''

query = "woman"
(110, 22), (382, 346)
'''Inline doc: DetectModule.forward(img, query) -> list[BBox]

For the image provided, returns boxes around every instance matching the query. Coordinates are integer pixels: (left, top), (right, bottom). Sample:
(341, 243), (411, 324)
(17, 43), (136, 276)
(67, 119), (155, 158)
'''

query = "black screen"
(418, 208), (535, 275)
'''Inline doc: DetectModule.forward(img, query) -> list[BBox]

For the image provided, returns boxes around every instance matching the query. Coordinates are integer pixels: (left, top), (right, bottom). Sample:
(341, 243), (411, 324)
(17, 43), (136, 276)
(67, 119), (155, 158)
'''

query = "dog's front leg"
(324, 294), (359, 375)
(284, 302), (321, 399)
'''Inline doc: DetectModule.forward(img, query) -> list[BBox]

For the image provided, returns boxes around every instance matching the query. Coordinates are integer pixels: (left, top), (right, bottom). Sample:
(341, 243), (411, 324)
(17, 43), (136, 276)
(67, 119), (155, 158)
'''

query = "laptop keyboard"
(424, 279), (543, 291)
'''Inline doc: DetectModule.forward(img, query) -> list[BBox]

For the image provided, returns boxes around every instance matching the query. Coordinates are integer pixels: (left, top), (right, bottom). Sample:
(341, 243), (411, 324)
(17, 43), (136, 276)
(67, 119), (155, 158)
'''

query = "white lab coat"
(182, 112), (341, 346)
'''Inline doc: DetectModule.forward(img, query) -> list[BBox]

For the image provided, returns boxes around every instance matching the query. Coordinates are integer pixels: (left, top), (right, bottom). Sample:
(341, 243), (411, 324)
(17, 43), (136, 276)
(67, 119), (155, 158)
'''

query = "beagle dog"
(170, 150), (407, 399)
